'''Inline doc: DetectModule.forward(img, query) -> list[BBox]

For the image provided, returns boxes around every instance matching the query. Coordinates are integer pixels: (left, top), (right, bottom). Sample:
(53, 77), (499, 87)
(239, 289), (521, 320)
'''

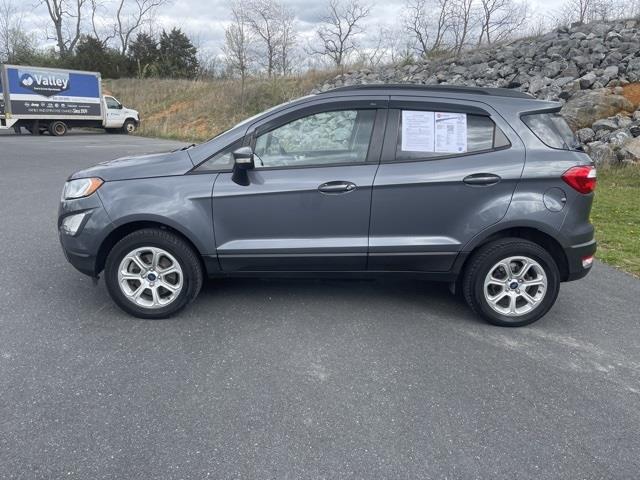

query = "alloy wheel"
(483, 256), (548, 317)
(117, 246), (183, 309)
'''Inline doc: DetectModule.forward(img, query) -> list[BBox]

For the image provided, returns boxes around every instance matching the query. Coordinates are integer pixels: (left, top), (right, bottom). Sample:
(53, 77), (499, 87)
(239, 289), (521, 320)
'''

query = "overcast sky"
(16, 0), (560, 56)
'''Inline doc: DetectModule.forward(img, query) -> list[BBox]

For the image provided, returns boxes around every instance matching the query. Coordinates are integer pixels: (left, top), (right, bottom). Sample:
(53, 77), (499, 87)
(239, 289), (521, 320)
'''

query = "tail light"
(562, 165), (597, 194)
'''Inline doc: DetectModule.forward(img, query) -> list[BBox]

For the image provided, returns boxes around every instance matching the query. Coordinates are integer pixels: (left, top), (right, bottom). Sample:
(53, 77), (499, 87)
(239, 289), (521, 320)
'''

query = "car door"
(212, 98), (388, 272)
(104, 96), (124, 128)
(368, 96), (525, 272)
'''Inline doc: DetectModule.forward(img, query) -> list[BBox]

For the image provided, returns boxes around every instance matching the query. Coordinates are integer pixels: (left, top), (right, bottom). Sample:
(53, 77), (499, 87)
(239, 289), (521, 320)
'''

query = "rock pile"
(317, 19), (640, 164)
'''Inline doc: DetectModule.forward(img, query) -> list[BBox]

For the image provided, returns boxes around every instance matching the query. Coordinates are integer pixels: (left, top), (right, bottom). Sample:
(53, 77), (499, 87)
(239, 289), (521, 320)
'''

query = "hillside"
(103, 71), (335, 142)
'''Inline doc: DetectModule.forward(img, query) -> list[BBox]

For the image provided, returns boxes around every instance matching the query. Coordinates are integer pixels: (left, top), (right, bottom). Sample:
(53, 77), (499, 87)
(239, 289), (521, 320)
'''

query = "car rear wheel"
(462, 238), (560, 327)
(104, 229), (203, 319)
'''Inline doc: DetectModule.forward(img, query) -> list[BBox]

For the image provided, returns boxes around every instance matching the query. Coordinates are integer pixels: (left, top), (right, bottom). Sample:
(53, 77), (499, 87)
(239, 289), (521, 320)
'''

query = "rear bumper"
(564, 238), (597, 281)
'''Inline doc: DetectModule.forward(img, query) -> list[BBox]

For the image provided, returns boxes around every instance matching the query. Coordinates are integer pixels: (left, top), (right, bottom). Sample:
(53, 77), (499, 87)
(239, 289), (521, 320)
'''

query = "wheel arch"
(455, 224), (570, 281)
(96, 220), (203, 275)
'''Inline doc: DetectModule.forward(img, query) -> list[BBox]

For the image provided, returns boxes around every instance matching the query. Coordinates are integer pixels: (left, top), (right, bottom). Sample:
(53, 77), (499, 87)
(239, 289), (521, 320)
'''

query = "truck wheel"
(121, 120), (137, 134)
(104, 228), (204, 319)
(49, 121), (68, 136)
(462, 238), (560, 327)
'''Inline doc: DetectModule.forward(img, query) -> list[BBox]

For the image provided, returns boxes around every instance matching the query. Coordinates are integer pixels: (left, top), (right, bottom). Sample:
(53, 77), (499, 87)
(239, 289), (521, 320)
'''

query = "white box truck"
(0, 64), (140, 136)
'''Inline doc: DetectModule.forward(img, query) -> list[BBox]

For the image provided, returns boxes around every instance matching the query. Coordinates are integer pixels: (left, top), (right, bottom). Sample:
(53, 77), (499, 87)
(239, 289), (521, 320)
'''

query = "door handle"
(318, 181), (357, 194)
(463, 173), (502, 186)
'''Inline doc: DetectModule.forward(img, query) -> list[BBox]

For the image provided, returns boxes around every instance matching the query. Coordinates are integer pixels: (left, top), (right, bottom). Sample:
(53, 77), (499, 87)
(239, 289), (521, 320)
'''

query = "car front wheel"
(104, 229), (203, 319)
(462, 238), (560, 327)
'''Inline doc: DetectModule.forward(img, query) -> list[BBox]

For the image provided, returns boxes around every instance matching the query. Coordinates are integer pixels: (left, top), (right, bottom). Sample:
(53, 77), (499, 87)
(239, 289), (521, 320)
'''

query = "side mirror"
(231, 146), (255, 186)
(118, 103), (123, 110)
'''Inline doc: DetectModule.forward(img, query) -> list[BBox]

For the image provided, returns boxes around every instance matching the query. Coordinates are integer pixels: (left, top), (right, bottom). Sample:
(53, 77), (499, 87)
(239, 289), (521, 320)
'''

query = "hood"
(69, 149), (193, 182)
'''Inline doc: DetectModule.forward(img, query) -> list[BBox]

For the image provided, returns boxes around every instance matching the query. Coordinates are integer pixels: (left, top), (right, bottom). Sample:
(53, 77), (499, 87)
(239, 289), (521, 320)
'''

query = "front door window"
(253, 109), (376, 168)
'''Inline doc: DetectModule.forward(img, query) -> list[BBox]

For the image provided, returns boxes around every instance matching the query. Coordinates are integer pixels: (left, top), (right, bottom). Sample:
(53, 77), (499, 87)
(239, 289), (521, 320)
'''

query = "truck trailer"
(0, 64), (140, 136)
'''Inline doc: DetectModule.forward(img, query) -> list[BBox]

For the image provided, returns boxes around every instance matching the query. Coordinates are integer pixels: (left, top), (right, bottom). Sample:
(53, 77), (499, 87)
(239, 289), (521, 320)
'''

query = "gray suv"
(58, 85), (597, 326)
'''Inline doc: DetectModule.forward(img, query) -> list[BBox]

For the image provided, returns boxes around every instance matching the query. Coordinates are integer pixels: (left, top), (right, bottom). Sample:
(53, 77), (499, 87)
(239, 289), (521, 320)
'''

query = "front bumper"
(564, 238), (597, 281)
(58, 193), (113, 277)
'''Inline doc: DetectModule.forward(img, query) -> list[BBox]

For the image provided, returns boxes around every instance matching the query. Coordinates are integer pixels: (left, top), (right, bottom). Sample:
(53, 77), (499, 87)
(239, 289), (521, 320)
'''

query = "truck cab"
(103, 95), (140, 133)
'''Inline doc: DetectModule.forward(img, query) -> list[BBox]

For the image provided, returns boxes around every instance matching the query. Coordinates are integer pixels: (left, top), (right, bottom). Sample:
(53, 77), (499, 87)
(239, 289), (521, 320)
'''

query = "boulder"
(552, 76), (576, 87)
(528, 76), (548, 94)
(591, 118), (618, 132)
(618, 137), (640, 162)
(606, 129), (632, 148)
(542, 60), (565, 78)
(560, 89), (634, 129)
(576, 127), (596, 143)
(578, 72), (597, 89)
(585, 141), (617, 165)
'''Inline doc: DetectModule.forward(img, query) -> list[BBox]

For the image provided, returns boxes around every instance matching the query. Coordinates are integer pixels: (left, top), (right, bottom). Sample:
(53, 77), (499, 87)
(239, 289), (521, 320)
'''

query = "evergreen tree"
(157, 28), (199, 79)
(70, 36), (132, 78)
(72, 36), (111, 73)
(129, 33), (159, 78)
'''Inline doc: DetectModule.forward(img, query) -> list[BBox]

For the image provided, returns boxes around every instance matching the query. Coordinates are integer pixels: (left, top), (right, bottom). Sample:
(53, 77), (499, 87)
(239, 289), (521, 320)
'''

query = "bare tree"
(559, 0), (592, 23)
(403, 0), (451, 57)
(89, 0), (116, 46)
(276, 2), (296, 75)
(41, 0), (87, 56)
(310, 0), (371, 68)
(355, 26), (397, 68)
(477, 0), (529, 45)
(244, 0), (278, 77)
(224, 1), (253, 108)
(0, 0), (25, 61)
(113, 0), (169, 55)
(450, 0), (475, 55)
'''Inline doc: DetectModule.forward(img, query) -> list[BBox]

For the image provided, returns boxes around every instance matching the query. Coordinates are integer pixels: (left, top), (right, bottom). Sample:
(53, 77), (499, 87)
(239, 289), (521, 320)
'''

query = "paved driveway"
(1, 131), (639, 479)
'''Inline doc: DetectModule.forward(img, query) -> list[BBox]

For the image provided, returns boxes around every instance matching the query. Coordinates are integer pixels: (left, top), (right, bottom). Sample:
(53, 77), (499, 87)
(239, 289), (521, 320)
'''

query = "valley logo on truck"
(18, 70), (70, 97)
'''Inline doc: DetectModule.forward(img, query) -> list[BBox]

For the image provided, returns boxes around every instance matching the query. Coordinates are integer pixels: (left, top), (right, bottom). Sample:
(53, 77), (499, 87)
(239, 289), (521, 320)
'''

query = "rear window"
(522, 113), (577, 150)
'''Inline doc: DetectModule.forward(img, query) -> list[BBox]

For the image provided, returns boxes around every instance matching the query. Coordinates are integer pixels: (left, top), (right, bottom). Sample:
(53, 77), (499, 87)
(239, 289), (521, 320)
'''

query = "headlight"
(63, 178), (103, 200)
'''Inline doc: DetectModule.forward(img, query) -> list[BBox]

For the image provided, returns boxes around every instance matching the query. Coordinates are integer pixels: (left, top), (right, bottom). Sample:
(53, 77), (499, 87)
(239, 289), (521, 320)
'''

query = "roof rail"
(320, 83), (534, 99)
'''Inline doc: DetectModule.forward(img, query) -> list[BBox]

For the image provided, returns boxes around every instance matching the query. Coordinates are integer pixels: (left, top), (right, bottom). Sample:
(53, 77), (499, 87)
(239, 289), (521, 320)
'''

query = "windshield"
(522, 112), (579, 150)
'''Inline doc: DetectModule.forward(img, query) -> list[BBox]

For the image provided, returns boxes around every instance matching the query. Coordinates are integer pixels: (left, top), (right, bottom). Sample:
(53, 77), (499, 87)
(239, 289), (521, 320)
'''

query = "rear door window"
(522, 113), (577, 150)
(396, 110), (510, 161)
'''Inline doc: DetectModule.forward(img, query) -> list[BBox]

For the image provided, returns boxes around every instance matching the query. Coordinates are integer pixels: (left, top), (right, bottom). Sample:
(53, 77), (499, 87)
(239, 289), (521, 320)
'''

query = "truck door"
(104, 96), (125, 128)
(368, 96), (525, 272)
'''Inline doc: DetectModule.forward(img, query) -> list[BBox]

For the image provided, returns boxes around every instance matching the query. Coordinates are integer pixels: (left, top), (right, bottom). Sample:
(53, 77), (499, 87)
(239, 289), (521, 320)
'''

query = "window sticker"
(401, 110), (435, 152)
(435, 112), (467, 153)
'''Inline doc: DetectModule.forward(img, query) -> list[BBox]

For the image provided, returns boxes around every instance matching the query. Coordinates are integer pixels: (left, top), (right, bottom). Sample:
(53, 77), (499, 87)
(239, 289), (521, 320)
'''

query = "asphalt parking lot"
(1, 130), (639, 479)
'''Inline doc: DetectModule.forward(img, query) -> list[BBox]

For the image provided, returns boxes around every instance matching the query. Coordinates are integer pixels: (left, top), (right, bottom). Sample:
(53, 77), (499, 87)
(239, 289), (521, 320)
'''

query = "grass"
(592, 165), (640, 277)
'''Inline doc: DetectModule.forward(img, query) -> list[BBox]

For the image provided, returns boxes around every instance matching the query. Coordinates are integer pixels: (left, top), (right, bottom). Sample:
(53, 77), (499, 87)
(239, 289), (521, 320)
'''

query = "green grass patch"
(592, 165), (640, 276)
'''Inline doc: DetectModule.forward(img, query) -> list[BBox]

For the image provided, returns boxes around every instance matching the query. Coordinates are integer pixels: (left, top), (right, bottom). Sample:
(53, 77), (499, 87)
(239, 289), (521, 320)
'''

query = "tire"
(49, 121), (68, 136)
(462, 238), (560, 327)
(104, 229), (203, 319)
(121, 120), (137, 134)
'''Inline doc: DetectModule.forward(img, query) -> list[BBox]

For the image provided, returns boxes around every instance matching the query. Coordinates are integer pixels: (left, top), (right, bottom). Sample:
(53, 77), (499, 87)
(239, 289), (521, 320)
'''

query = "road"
(1, 131), (639, 479)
